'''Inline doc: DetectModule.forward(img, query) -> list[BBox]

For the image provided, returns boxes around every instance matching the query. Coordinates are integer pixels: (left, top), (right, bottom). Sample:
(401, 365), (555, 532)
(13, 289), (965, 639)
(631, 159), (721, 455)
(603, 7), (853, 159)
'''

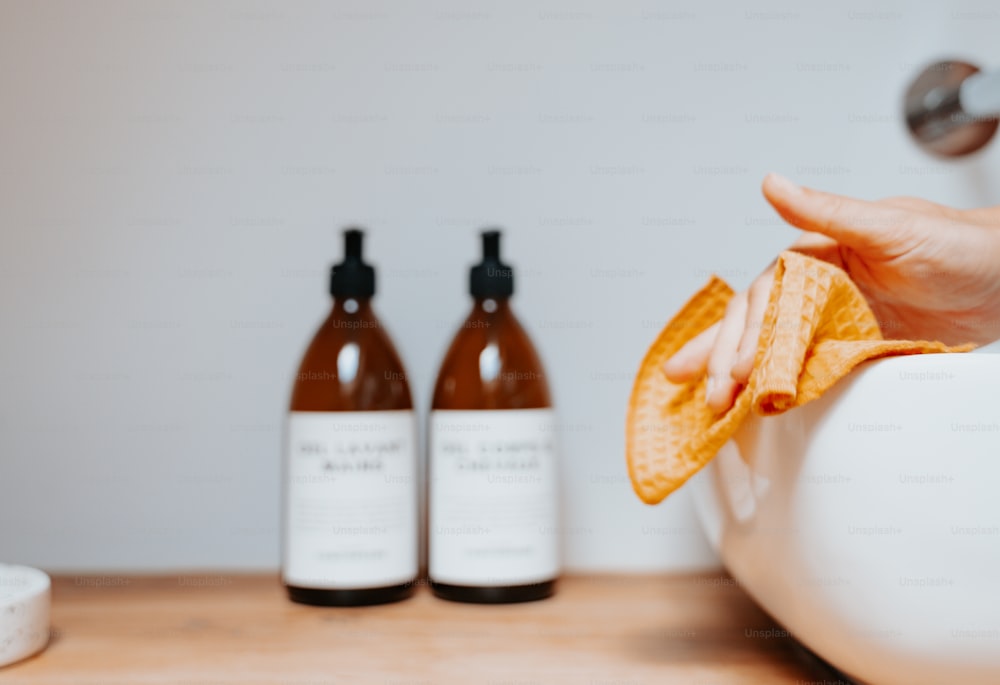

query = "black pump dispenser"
(330, 228), (376, 297)
(469, 229), (514, 298)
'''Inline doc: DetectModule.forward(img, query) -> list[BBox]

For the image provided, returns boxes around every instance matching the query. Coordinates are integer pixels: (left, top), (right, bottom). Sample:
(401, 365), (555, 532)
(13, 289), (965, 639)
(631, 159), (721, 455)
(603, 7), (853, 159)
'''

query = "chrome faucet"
(904, 60), (1000, 157)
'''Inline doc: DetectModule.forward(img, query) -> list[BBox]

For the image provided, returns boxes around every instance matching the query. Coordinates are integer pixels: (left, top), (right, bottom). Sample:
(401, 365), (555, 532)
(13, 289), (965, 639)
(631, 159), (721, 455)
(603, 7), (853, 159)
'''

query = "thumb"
(762, 173), (919, 256)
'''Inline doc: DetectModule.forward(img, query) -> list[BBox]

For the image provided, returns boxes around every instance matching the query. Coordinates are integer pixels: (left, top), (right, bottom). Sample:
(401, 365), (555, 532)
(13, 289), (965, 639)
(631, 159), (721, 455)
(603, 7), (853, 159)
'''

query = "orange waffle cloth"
(626, 250), (974, 505)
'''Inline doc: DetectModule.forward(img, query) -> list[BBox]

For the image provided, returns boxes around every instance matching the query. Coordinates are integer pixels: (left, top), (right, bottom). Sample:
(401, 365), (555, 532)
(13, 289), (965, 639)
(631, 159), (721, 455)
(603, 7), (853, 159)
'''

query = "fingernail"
(767, 172), (801, 195)
(705, 376), (716, 405)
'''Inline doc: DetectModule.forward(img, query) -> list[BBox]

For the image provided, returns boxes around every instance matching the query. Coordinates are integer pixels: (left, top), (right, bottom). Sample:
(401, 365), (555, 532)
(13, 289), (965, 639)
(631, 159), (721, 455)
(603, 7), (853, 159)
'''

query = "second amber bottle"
(428, 230), (561, 603)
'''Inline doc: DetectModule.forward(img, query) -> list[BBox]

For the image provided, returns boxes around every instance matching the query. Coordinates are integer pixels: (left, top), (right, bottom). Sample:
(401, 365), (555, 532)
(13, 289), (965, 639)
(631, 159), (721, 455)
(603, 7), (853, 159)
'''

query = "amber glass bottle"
(283, 229), (418, 606)
(429, 230), (560, 603)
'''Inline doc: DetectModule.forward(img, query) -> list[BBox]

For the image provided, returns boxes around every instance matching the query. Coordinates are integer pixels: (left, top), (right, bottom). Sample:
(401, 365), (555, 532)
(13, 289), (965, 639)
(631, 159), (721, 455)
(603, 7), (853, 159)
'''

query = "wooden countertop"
(4, 573), (845, 684)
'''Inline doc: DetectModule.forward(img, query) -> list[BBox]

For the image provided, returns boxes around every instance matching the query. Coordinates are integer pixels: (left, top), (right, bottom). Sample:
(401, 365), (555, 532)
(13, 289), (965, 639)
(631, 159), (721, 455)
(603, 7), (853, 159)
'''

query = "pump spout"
(481, 230), (501, 261)
(344, 228), (364, 260)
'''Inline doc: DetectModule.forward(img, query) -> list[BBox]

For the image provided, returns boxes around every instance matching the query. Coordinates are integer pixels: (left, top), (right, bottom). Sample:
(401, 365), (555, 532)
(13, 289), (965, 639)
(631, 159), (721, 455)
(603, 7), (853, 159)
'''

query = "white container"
(0, 565), (50, 668)
(694, 352), (1000, 685)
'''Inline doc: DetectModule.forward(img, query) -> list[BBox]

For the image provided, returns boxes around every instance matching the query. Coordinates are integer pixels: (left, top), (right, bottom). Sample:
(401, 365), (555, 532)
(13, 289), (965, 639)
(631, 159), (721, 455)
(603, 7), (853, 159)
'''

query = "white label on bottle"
(429, 408), (560, 586)
(283, 410), (418, 589)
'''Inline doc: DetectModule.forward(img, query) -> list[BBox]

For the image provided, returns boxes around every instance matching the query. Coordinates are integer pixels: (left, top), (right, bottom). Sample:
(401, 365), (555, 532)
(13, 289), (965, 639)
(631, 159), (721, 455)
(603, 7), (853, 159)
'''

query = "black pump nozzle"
(482, 231), (500, 261)
(470, 229), (514, 298)
(330, 228), (376, 297)
(344, 229), (363, 260)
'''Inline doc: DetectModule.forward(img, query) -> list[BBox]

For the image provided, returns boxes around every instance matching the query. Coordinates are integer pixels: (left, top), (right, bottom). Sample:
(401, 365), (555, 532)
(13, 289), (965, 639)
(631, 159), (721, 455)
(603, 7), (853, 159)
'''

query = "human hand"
(663, 173), (1000, 414)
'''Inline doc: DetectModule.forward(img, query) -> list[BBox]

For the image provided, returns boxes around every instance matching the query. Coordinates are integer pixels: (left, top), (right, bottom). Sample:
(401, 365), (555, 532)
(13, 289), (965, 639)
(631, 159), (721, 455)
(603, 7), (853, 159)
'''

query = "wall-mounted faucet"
(905, 60), (1000, 157)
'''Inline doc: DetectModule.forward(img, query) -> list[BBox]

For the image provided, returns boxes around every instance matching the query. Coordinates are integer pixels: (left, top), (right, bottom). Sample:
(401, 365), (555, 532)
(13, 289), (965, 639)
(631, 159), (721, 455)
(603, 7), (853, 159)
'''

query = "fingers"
(662, 175), (947, 408)
(762, 173), (918, 257)
(730, 274), (773, 384)
(664, 279), (771, 413)
(663, 322), (718, 382)
(705, 291), (748, 413)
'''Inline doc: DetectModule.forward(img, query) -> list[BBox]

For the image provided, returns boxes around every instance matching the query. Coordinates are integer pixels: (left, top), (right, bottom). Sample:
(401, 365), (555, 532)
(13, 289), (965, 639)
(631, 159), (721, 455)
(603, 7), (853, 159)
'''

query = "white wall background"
(1, 0), (998, 572)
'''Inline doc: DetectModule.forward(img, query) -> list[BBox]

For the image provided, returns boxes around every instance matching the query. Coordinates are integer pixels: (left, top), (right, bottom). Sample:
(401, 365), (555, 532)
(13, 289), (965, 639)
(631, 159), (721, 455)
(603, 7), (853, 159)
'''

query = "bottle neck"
(472, 295), (511, 315)
(330, 296), (374, 317)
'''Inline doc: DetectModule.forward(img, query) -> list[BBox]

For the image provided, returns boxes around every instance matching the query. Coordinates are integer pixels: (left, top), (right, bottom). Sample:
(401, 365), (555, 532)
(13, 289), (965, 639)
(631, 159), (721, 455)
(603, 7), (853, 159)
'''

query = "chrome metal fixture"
(904, 60), (1000, 157)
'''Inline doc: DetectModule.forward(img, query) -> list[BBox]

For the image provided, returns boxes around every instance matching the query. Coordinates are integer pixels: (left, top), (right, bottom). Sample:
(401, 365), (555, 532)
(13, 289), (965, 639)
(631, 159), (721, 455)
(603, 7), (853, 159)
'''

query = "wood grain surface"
(2, 573), (846, 684)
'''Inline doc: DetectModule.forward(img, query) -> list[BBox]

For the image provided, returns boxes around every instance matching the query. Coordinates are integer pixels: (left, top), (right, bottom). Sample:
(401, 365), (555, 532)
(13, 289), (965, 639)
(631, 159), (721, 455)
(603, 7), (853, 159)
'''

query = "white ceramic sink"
(0, 564), (49, 668)
(693, 350), (1000, 685)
